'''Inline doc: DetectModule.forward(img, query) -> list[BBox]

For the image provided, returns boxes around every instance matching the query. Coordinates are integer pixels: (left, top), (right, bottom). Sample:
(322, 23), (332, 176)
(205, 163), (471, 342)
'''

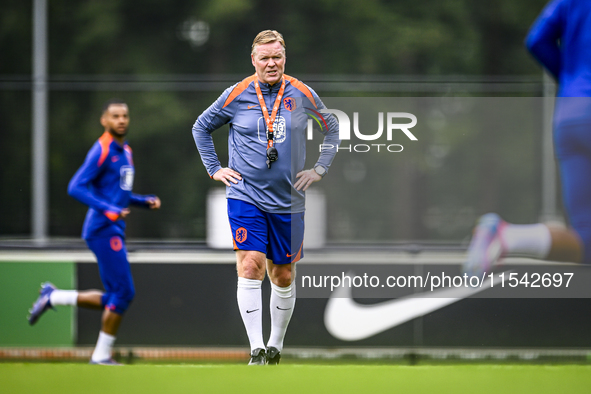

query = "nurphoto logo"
(306, 108), (418, 153)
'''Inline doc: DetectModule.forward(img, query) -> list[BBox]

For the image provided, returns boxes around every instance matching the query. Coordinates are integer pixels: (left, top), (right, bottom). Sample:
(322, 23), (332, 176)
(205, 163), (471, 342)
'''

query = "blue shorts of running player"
(86, 235), (135, 314)
(228, 198), (304, 265)
(555, 119), (591, 264)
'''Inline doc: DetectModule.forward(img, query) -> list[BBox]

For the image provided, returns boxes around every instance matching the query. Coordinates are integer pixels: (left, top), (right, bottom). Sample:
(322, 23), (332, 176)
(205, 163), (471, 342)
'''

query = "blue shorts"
(228, 199), (304, 265)
(86, 236), (135, 314)
(554, 120), (591, 264)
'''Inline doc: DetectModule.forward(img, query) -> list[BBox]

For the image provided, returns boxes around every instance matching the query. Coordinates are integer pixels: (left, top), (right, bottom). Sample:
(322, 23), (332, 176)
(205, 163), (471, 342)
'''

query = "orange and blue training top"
(192, 74), (340, 214)
(68, 131), (153, 239)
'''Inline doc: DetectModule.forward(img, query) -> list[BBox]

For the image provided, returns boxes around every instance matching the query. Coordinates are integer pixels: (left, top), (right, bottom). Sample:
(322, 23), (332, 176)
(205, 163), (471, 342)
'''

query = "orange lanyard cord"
(254, 78), (286, 149)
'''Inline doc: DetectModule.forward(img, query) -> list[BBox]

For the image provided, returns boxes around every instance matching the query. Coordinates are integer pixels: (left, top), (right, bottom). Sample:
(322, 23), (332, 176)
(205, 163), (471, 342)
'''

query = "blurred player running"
(192, 30), (339, 364)
(28, 99), (161, 365)
(465, 0), (591, 276)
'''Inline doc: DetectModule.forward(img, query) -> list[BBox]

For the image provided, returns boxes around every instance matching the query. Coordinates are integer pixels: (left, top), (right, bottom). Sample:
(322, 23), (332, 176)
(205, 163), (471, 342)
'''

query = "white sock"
(49, 290), (78, 306)
(267, 282), (295, 352)
(501, 223), (552, 259)
(237, 277), (265, 351)
(91, 331), (116, 362)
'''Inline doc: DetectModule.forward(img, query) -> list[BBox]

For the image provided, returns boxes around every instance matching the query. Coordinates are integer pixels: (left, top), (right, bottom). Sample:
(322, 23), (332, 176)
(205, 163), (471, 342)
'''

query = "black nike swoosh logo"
(276, 306), (291, 311)
(246, 309), (259, 314)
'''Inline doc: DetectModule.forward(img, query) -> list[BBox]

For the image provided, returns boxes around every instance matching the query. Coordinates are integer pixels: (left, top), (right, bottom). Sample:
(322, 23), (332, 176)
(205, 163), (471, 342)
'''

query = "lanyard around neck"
(254, 77), (286, 149)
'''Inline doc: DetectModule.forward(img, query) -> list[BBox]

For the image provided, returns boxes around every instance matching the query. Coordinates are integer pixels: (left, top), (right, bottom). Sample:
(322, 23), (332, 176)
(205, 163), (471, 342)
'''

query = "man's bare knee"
(268, 262), (293, 287)
(237, 251), (266, 280)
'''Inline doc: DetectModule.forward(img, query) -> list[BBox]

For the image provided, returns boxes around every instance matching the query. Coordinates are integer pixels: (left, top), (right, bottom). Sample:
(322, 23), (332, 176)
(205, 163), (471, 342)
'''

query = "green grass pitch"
(2, 363), (591, 394)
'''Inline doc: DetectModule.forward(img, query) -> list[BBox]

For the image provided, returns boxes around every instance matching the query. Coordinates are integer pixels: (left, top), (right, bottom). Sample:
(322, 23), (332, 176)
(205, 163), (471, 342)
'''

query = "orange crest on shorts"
(235, 227), (248, 243)
(110, 236), (123, 252)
